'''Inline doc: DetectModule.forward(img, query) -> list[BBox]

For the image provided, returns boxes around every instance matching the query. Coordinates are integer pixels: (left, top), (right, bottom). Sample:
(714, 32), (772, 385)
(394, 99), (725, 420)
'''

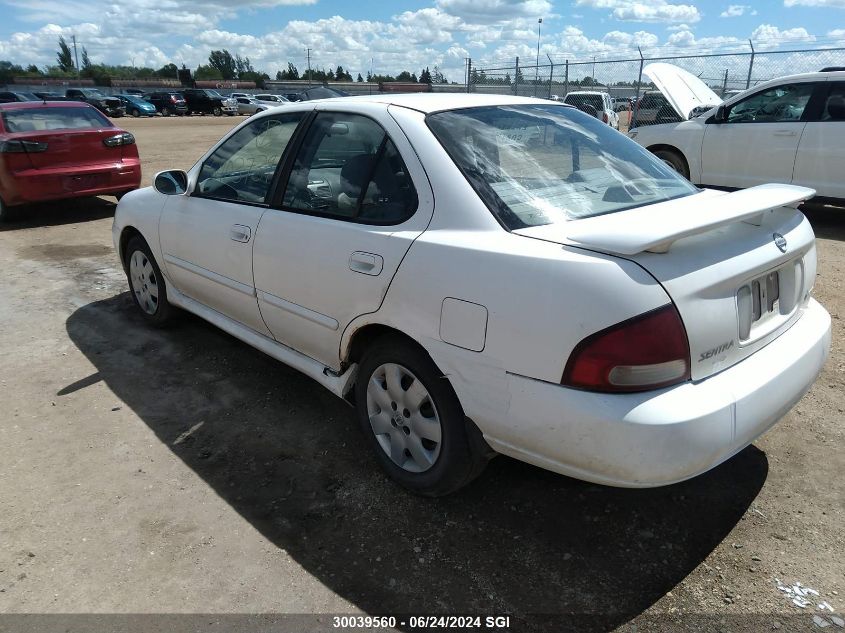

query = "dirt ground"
(0, 115), (843, 633)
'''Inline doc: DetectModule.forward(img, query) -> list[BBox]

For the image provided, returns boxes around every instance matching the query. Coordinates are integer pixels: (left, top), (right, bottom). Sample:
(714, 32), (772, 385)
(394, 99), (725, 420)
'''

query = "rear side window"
(1, 107), (111, 132)
(197, 113), (304, 204)
(427, 104), (697, 229)
(282, 112), (417, 224)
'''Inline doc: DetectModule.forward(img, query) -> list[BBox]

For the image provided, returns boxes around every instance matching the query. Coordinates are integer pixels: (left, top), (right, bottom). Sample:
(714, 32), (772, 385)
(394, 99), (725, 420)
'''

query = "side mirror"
(712, 105), (727, 124)
(154, 170), (189, 195)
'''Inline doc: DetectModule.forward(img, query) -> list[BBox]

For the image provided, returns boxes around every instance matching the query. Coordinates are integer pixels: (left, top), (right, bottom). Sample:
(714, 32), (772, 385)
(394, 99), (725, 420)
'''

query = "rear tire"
(124, 236), (174, 327)
(130, 108), (140, 117)
(354, 336), (489, 496)
(653, 148), (690, 179)
(161, 106), (171, 117)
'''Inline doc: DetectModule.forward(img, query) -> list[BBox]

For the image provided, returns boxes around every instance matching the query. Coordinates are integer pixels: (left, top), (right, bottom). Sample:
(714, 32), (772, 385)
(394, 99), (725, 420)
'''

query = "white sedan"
(113, 93), (831, 496)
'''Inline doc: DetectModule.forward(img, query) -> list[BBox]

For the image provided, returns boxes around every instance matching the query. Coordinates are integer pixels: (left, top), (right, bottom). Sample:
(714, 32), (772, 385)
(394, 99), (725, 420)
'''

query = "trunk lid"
(515, 185), (818, 381)
(643, 62), (723, 120)
(6, 127), (123, 169)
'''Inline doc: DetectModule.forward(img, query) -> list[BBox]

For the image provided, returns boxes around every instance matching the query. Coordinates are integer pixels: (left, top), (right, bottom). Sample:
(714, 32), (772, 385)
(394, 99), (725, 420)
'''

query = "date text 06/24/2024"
(332, 615), (512, 629)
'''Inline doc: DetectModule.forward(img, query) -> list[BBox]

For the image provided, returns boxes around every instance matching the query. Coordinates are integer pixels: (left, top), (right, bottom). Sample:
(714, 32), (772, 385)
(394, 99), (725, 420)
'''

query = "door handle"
(230, 224), (251, 243)
(773, 130), (797, 137)
(349, 251), (384, 276)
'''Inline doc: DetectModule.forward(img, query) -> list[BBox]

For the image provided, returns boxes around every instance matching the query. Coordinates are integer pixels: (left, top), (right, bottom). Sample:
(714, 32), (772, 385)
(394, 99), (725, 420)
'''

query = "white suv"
(563, 91), (620, 129)
(628, 64), (845, 202)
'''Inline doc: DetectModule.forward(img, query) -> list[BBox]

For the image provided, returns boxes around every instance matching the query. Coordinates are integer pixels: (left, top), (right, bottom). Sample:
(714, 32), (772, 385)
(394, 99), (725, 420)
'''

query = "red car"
(0, 101), (141, 221)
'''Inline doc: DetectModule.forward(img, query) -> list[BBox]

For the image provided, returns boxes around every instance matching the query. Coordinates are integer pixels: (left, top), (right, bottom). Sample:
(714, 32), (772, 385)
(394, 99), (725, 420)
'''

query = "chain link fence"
(468, 45), (845, 129)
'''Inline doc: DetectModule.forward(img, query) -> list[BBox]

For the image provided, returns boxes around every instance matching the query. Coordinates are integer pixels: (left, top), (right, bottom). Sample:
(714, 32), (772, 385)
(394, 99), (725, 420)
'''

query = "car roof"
(289, 93), (570, 114)
(565, 91), (608, 95)
(0, 100), (92, 110)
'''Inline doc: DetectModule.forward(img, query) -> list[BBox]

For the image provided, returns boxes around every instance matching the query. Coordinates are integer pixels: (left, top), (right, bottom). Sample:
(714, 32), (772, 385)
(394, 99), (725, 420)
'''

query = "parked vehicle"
(65, 88), (125, 117)
(124, 89), (146, 96)
(113, 94), (830, 496)
(233, 97), (270, 116)
(182, 88), (238, 116)
(628, 64), (845, 201)
(0, 101), (141, 221)
(253, 94), (289, 104)
(294, 86), (350, 101)
(0, 91), (40, 103)
(612, 97), (632, 112)
(32, 92), (68, 101)
(229, 92), (251, 100)
(631, 91), (682, 128)
(115, 94), (157, 117)
(144, 91), (188, 116)
(563, 91), (620, 128)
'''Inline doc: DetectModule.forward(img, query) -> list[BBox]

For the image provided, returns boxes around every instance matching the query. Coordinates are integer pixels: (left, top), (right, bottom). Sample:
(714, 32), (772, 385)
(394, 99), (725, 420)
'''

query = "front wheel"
(130, 108), (140, 117)
(354, 337), (489, 496)
(653, 148), (690, 180)
(124, 236), (174, 327)
(212, 106), (222, 116)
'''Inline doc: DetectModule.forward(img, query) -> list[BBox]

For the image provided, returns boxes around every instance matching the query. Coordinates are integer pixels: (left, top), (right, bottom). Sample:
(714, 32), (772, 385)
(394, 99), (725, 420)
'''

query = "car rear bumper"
(474, 298), (831, 487)
(3, 158), (142, 206)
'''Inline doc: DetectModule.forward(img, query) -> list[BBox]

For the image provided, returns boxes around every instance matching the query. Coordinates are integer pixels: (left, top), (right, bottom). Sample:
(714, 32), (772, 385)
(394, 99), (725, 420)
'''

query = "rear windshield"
(426, 104), (697, 229)
(1, 107), (112, 132)
(564, 94), (603, 110)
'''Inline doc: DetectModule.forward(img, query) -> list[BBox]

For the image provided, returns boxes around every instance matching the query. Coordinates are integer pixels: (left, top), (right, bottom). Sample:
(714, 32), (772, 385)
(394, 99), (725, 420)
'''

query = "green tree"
(335, 65), (352, 81)
(278, 62), (299, 80)
(156, 63), (178, 78)
(356, 72), (363, 82)
(208, 50), (236, 79)
(432, 66), (445, 84)
(234, 54), (254, 76)
(396, 70), (413, 82)
(26, 64), (41, 75)
(195, 64), (223, 80)
(80, 47), (93, 78)
(56, 36), (74, 73)
(0, 60), (25, 83)
(419, 67), (432, 84)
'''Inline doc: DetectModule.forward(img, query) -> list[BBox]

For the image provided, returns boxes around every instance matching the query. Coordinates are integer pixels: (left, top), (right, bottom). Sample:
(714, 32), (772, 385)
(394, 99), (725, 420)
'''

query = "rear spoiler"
(564, 184), (816, 255)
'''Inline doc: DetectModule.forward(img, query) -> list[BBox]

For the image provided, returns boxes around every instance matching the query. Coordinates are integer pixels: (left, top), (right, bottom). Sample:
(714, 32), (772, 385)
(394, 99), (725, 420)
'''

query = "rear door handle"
(349, 251), (383, 276)
(773, 130), (797, 137)
(230, 224), (251, 243)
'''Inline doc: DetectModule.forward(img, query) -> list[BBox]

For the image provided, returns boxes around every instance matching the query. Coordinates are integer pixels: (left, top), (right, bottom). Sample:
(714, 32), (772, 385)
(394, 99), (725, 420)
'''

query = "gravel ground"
(0, 115), (842, 633)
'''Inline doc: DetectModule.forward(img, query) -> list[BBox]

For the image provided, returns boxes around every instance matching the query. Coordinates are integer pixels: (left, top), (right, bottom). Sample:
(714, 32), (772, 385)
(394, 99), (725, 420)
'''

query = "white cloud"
(575, 0), (701, 23)
(751, 23), (816, 44)
(435, 0), (552, 23)
(720, 5), (754, 17)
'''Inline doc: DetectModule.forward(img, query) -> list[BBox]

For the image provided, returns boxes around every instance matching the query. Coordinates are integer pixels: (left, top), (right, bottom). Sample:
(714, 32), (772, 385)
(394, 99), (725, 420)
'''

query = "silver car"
(234, 97), (270, 116)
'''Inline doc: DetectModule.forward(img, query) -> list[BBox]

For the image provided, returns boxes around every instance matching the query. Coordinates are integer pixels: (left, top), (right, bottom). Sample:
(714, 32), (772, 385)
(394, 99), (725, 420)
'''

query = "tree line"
(0, 38), (452, 88)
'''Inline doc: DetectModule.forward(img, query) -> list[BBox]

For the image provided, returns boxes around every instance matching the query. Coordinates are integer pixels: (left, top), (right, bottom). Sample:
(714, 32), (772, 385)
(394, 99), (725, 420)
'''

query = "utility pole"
(306, 48), (312, 86)
(71, 34), (80, 78)
(534, 18), (542, 96)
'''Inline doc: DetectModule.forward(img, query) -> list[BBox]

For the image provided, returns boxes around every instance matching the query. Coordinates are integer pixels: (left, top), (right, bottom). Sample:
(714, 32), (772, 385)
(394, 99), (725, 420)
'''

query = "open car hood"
(643, 62), (723, 120)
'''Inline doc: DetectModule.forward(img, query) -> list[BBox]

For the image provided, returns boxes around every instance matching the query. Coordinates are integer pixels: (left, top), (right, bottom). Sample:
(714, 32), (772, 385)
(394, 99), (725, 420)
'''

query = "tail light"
(170, 95), (179, 103)
(562, 304), (690, 393)
(103, 132), (135, 147)
(0, 139), (48, 153)
(602, 112), (609, 123)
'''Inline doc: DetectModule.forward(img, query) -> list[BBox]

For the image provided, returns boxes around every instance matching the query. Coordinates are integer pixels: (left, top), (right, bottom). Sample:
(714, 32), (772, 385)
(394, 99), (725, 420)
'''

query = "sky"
(0, 0), (844, 82)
